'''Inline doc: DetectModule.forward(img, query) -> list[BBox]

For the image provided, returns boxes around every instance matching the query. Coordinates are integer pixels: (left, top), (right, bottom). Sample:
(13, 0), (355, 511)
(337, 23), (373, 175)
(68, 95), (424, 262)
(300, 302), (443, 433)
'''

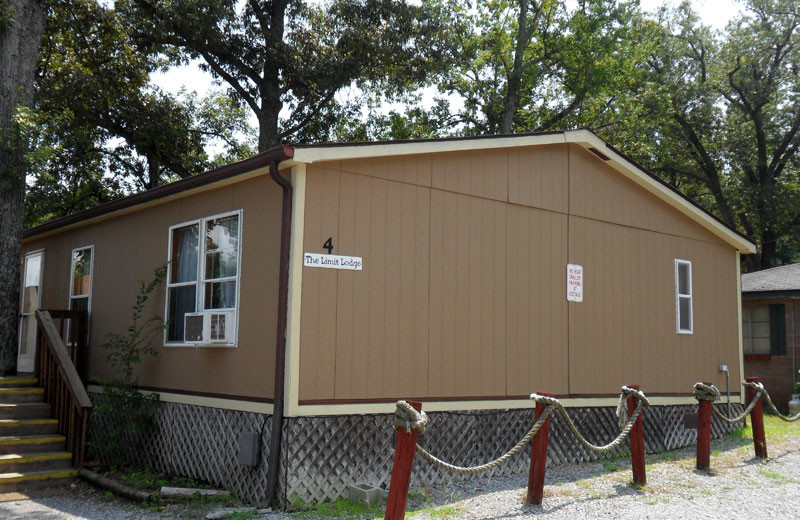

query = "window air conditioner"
(184, 311), (235, 345)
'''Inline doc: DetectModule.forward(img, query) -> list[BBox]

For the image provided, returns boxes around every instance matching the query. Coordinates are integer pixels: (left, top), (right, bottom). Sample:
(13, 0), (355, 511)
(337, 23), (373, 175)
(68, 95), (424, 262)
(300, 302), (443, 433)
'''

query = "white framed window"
(164, 210), (242, 346)
(675, 258), (693, 334)
(67, 245), (94, 345)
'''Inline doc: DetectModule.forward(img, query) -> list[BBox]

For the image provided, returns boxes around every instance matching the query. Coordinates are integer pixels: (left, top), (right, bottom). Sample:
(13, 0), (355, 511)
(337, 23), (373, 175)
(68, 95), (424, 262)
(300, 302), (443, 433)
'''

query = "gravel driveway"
(1, 425), (798, 519)
(406, 426), (800, 520)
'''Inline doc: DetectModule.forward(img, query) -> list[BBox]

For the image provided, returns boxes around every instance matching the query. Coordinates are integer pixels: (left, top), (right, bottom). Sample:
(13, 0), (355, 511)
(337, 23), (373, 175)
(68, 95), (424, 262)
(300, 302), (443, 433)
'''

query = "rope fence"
(385, 376), (798, 519)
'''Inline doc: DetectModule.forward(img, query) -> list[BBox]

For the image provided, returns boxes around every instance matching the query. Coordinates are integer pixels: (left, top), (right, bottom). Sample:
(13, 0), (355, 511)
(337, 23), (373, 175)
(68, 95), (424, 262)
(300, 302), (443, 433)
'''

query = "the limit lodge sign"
(567, 264), (583, 302)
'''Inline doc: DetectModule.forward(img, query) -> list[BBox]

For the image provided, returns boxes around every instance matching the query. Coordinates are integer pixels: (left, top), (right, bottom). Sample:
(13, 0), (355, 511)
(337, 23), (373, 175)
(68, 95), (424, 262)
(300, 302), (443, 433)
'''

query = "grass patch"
(732, 416), (797, 445)
(761, 470), (785, 481)
(429, 505), (464, 518)
(289, 497), (384, 519)
(602, 462), (620, 472)
(698, 489), (713, 496)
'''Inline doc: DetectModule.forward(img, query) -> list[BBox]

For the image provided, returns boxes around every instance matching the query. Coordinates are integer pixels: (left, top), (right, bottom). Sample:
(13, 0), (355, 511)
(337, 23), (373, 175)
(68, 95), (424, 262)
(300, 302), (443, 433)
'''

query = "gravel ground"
(405, 427), (800, 520)
(1, 426), (798, 519)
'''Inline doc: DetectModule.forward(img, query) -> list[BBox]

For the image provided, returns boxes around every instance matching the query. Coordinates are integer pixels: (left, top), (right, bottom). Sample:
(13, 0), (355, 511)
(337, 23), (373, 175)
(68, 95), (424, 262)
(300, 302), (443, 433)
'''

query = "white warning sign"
(567, 264), (583, 302)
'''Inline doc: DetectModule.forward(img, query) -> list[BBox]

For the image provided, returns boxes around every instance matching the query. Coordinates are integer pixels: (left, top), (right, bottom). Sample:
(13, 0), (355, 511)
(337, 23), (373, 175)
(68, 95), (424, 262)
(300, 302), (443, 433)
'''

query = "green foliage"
(599, 0), (800, 270)
(25, 0), (253, 227)
(289, 496), (385, 519)
(94, 265), (166, 464)
(118, 0), (447, 150)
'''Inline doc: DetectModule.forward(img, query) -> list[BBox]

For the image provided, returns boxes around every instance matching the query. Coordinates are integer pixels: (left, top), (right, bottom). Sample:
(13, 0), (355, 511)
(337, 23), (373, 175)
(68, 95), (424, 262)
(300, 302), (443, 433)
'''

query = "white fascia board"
(564, 130), (756, 254)
(290, 133), (566, 163)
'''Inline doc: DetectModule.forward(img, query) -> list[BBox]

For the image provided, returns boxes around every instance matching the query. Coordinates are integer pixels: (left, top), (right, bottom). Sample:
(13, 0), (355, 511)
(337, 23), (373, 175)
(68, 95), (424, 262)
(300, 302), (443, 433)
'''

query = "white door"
(17, 251), (44, 373)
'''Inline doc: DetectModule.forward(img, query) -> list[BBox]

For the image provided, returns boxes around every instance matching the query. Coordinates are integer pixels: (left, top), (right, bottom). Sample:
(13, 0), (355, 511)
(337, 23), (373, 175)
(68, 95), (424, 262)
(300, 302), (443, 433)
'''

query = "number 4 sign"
(567, 264), (583, 302)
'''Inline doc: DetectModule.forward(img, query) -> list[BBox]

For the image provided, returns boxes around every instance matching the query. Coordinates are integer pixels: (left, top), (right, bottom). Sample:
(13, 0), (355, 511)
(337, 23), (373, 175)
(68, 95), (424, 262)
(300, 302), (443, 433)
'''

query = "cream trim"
(284, 164), (306, 418)
(291, 134), (565, 163)
(290, 395), (740, 417)
(86, 385), (274, 414)
(290, 130), (755, 254)
(737, 251), (745, 402)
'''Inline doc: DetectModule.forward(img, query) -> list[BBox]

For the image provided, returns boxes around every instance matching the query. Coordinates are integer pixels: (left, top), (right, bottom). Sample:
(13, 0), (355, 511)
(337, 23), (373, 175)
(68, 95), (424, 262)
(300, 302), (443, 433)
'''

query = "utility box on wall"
(238, 431), (260, 467)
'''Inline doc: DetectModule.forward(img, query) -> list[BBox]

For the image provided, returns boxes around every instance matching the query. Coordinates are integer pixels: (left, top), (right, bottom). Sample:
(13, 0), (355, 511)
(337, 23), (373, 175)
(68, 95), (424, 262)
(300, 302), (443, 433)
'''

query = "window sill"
(164, 342), (237, 349)
(744, 354), (771, 362)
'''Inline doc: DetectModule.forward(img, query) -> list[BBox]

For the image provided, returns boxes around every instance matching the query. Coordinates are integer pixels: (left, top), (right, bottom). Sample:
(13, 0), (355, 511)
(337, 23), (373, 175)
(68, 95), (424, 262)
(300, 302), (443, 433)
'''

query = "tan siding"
(569, 145), (726, 245)
(299, 143), (741, 402)
(505, 206), (569, 395)
(508, 144), (569, 213)
(22, 174), (283, 400)
(568, 216), (739, 394)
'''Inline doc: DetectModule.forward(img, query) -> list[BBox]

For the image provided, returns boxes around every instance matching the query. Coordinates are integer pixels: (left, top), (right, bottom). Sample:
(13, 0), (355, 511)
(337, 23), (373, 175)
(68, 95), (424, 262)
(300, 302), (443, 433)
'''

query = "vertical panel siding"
(568, 216), (739, 395)
(299, 166), (340, 400)
(23, 174), (282, 400)
(505, 206), (569, 395)
(569, 145), (725, 245)
(508, 144), (569, 213)
(299, 143), (741, 402)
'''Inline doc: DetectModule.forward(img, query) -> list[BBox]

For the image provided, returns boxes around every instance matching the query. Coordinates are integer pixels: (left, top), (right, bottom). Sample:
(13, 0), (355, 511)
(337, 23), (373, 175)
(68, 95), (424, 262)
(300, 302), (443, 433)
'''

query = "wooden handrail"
(40, 308), (89, 383)
(35, 309), (92, 468)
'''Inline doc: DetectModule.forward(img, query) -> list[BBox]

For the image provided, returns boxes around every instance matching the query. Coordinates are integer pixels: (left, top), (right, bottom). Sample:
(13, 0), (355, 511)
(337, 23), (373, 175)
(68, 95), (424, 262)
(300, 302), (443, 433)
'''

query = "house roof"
(23, 129), (756, 253)
(742, 263), (800, 298)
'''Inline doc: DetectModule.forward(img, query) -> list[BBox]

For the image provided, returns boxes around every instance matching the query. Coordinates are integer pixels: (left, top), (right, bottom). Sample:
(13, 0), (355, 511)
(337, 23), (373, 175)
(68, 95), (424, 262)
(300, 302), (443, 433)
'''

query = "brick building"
(742, 264), (800, 409)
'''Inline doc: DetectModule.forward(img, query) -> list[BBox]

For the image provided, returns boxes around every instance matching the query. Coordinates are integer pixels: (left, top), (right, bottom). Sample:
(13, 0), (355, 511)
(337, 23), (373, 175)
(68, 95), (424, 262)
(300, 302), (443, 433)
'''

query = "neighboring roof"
(23, 129), (756, 253)
(742, 264), (800, 298)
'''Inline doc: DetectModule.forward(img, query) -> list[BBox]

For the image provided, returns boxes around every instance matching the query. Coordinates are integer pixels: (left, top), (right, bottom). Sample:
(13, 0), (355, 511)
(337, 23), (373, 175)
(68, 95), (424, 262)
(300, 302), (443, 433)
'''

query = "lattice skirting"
(280, 403), (744, 505)
(87, 393), (273, 503)
(85, 396), (743, 506)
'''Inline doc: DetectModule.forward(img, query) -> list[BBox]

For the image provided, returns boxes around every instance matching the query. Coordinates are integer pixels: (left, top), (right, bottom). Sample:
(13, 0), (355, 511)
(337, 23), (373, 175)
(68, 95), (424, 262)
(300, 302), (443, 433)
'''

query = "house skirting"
(86, 394), (743, 505)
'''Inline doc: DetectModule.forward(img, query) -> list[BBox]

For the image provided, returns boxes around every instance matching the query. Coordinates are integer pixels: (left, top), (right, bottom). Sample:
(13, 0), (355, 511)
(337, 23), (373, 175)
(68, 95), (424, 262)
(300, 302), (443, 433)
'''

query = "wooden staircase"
(0, 375), (77, 492)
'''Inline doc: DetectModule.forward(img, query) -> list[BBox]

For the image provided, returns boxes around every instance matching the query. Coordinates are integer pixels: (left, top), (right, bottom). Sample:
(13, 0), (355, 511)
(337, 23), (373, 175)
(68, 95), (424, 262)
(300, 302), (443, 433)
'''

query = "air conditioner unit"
(184, 311), (235, 345)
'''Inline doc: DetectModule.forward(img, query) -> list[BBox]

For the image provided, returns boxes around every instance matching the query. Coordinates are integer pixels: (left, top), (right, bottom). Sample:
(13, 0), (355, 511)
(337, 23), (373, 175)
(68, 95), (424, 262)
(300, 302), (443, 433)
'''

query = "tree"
(120, 0), (447, 151)
(375, 0), (639, 138)
(0, 0), (46, 374)
(25, 0), (255, 227)
(618, 0), (800, 270)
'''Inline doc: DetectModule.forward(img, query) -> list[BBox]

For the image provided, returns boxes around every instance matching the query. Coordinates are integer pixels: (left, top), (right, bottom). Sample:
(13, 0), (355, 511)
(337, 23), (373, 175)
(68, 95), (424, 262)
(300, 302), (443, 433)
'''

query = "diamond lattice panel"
(279, 403), (745, 505)
(87, 393), (273, 504)
(87, 394), (744, 506)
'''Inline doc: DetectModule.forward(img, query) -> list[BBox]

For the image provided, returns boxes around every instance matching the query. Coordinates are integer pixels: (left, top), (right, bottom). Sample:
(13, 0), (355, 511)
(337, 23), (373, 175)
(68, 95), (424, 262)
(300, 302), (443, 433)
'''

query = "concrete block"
(346, 482), (384, 505)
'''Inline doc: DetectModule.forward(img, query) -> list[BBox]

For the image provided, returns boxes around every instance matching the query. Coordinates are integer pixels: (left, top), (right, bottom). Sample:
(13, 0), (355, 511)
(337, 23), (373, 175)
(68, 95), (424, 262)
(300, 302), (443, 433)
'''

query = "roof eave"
(23, 145), (294, 242)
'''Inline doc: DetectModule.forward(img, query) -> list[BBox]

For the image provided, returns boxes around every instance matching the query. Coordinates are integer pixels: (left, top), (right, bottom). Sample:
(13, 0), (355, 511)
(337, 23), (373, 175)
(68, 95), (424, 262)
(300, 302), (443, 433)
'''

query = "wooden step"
(0, 468), (78, 492)
(0, 419), (58, 436)
(0, 435), (66, 455)
(0, 376), (38, 388)
(0, 452), (72, 473)
(0, 388), (44, 404)
(0, 403), (50, 420)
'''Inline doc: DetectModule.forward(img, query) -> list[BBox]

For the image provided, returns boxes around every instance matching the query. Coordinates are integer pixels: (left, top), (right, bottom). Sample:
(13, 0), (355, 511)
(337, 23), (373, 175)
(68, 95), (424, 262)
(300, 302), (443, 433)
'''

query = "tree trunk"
(256, 0), (287, 152)
(0, 0), (46, 375)
(500, 0), (531, 135)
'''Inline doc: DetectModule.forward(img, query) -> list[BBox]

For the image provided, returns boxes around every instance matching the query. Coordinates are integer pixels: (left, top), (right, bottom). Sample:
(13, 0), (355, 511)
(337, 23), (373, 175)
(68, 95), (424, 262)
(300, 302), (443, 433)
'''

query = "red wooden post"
(745, 377), (767, 459)
(696, 381), (712, 471)
(385, 400), (422, 520)
(526, 392), (552, 506)
(627, 384), (646, 484)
